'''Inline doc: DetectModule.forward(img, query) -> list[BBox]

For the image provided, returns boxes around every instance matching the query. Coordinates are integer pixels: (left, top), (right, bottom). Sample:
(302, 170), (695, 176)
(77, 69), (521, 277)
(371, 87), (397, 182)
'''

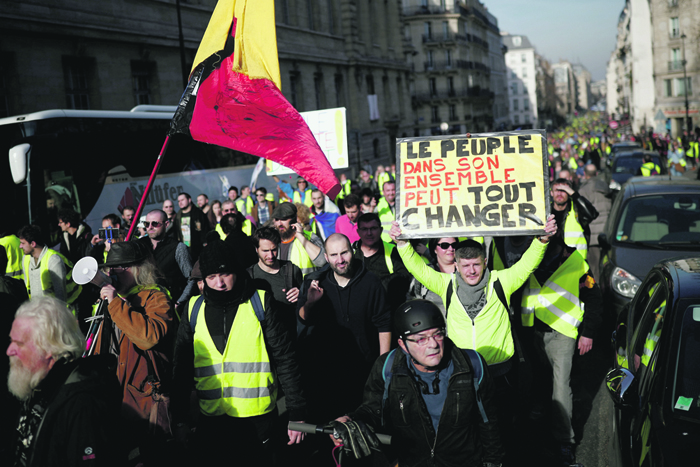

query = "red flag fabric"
(170, 1), (341, 199)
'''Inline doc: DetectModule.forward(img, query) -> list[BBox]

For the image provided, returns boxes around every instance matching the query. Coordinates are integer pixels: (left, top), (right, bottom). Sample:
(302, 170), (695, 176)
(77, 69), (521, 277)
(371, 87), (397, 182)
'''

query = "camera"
(98, 227), (119, 241)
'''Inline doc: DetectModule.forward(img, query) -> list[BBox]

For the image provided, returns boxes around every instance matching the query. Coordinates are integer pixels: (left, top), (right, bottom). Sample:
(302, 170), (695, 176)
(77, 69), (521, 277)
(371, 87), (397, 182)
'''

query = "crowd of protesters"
(3, 114), (692, 467)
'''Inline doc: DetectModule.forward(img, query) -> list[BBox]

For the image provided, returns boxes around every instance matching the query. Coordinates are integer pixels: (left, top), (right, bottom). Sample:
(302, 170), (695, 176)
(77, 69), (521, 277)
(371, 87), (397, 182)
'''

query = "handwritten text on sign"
(396, 131), (549, 238)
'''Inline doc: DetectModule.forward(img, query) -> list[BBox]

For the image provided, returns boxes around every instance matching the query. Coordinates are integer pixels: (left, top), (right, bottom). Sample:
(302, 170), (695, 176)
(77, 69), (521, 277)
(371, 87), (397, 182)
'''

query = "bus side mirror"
(9, 143), (30, 184)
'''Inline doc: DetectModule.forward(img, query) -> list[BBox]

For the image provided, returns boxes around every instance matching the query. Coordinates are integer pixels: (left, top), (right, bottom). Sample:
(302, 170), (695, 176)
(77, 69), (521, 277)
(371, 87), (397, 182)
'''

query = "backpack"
(380, 347), (489, 425)
(188, 291), (265, 330)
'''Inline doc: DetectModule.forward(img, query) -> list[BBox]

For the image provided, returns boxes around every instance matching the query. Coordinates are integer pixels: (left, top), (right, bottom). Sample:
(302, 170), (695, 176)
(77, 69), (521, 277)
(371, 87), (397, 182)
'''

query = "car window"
(630, 282), (667, 386)
(612, 155), (662, 174)
(614, 194), (700, 245)
(672, 305), (700, 421)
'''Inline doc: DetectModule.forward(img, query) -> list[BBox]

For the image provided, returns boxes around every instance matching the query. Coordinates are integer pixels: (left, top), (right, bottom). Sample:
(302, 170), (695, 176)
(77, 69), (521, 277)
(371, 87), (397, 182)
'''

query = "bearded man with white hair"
(7, 297), (120, 467)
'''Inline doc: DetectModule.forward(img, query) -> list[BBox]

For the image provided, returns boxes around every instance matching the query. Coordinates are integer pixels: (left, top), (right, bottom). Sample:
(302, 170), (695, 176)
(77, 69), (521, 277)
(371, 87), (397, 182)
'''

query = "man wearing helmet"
(328, 300), (503, 467)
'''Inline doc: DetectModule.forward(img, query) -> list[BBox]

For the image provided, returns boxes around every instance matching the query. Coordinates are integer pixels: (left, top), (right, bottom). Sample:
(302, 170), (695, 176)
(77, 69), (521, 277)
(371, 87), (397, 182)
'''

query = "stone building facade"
(502, 34), (538, 129)
(402, 0), (498, 135)
(552, 61), (578, 118)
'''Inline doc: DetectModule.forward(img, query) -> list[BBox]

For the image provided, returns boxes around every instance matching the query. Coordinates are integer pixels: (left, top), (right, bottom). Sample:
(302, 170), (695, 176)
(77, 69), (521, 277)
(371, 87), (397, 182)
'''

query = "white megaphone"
(73, 256), (112, 287)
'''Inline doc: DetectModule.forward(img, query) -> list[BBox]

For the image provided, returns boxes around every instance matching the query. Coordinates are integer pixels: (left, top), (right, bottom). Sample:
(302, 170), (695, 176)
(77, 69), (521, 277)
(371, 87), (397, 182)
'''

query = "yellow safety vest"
(293, 189), (313, 207)
(563, 203), (587, 259)
(521, 251), (588, 339)
(376, 198), (395, 243)
(288, 232), (317, 276)
(235, 197), (255, 216)
(1, 235), (24, 280)
(189, 292), (277, 417)
(336, 180), (351, 201)
(22, 249), (81, 304)
(446, 273), (514, 366)
(639, 162), (661, 177)
(215, 220), (252, 239)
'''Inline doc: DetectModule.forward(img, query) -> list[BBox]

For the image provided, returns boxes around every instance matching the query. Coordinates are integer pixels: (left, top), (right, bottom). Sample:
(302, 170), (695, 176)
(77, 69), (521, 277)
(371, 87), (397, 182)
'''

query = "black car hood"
(610, 245), (700, 280)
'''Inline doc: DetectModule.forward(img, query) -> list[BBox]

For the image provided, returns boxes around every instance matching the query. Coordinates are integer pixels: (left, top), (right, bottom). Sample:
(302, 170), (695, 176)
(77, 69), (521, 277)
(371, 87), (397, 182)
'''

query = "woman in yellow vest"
(171, 235), (306, 464)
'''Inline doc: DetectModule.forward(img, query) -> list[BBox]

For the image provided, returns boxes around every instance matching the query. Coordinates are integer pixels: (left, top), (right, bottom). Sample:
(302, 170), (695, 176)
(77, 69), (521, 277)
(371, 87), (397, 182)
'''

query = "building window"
(449, 104), (457, 120)
(289, 72), (301, 109)
(446, 49), (452, 66)
(513, 99), (519, 111)
(429, 78), (437, 96)
(524, 114), (530, 124)
(366, 74), (375, 94)
(448, 76), (455, 95)
(131, 61), (155, 106)
(664, 79), (673, 97)
(397, 77), (404, 117)
(521, 53), (526, 63)
(63, 56), (93, 110)
(669, 0), (678, 6)
(424, 22), (432, 40)
(512, 36), (521, 46)
(442, 21), (449, 38)
(335, 73), (345, 107)
(279, 0), (290, 25)
(523, 99), (529, 110)
(511, 82), (518, 94)
(307, 0), (315, 30)
(314, 73), (325, 109)
(373, 138), (380, 158)
(511, 69), (517, 78)
(522, 67), (527, 78)
(327, 0), (335, 34)
(674, 77), (692, 96)
(514, 115), (520, 124)
(431, 106), (439, 123)
(427, 50), (434, 68)
(670, 17), (680, 38)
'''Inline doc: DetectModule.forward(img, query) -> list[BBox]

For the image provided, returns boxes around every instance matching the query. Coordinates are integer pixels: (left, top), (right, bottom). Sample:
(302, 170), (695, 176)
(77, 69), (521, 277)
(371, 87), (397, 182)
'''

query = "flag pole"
(125, 135), (171, 241)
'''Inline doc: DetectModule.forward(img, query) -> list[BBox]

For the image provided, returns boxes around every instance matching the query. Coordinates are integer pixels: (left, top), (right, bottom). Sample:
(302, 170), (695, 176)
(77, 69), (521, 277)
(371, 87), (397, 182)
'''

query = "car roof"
(621, 176), (700, 197)
(615, 150), (660, 158)
(654, 256), (700, 299)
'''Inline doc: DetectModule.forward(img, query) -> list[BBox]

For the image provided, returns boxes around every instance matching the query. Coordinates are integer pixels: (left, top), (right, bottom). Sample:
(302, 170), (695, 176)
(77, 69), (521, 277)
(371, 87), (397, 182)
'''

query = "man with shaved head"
(296, 232), (391, 422)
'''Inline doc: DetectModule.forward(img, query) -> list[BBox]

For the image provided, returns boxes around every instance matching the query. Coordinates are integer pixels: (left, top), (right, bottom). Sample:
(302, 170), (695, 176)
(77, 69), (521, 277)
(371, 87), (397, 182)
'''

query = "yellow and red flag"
(170, 0), (341, 199)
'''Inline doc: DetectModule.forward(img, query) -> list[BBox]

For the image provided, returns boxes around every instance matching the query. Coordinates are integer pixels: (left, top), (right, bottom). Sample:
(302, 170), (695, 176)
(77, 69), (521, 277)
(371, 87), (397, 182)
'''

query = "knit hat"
(199, 232), (240, 277)
(272, 202), (297, 220)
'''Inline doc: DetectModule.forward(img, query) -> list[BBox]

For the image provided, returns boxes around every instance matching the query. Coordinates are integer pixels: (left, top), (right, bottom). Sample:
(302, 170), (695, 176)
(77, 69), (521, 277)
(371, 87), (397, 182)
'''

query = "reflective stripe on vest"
(190, 292), (277, 417)
(289, 232), (317, 276)
(520, 251), (588, 339)
(563, 203), (587, 259)
(1, 235), (24, 280)
(23, 249), (81, 304)
(293, 189), (313, 207)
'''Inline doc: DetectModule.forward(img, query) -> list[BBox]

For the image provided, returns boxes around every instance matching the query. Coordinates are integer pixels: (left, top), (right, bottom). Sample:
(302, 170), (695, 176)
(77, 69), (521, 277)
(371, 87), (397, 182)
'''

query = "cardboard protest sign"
(396, 130), (549, 239)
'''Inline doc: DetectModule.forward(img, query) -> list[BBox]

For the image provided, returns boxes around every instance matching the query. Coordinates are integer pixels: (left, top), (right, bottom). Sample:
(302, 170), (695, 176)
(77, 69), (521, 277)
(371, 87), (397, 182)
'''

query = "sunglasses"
(142, 221), (163, 228)
(437, 241), (460, 250)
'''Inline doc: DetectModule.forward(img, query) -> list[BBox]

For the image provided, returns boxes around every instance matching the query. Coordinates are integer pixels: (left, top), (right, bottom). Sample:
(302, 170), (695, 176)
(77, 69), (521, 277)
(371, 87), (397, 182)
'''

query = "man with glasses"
(251, 187), (276, 226)
(139, 209), (195, 313)
(352, 213), (410, 310)
(329, 300), (503, 467)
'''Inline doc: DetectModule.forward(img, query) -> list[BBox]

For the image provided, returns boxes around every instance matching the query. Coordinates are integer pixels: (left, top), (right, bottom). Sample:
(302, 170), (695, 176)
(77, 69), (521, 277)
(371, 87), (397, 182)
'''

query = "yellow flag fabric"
(191, 0), (281, 90)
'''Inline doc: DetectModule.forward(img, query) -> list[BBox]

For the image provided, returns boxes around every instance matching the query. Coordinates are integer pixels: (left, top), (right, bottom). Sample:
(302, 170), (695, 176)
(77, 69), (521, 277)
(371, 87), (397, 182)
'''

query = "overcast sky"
(484, 0), (625, 81)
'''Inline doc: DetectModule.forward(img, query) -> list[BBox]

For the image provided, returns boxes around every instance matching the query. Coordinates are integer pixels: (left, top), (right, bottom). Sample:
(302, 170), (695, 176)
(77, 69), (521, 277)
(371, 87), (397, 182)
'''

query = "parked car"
(605, 150), (666, 191)
(605, 256), (700, 467)
(606, 141), (642, 168)
(598, 177), (700, 318)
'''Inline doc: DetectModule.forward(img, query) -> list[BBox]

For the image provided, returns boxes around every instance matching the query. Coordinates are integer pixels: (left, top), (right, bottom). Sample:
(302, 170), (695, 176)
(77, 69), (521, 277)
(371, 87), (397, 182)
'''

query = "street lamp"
(681, 33), (692, 134)
(440, 121), (449, 135)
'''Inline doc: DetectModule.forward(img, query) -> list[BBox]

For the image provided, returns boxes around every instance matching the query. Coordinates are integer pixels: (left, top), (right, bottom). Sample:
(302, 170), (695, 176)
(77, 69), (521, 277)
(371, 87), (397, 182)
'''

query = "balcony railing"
(403, 5), (455, 16)
(423, 32), (459, 43)
(669, 60), (684, 71)
(423, 60), (490, 73)
(414, 87), (494, 102)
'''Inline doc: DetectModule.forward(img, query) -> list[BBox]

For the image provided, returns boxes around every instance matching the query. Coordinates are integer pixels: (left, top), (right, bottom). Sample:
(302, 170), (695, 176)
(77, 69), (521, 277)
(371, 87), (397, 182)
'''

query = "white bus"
(1, 106), (273, 240)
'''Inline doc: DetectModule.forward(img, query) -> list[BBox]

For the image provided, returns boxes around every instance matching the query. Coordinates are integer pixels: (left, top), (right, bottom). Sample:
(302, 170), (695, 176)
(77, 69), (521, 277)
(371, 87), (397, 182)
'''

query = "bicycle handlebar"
(288, 422), (392, 445)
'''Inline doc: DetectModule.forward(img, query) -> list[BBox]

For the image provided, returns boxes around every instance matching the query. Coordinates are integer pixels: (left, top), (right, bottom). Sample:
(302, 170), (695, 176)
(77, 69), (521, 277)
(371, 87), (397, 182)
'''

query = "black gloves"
(327, 420), (381, 459)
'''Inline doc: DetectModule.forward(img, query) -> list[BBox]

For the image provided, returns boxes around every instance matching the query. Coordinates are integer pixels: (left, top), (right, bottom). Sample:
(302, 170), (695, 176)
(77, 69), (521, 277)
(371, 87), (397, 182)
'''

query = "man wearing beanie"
(171, 233), (306, 465)
(271, 202), (326, 276)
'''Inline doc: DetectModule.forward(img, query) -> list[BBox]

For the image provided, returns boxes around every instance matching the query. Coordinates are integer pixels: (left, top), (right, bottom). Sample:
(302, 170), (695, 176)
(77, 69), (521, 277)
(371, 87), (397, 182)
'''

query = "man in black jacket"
(138, 209), (195, 312)
(330, 300), (503, 467)
(8, 297), (121, 467)
(57, 209), (92, 265)
(171, 235), (306, 465)
(173, 192), (212, 263)
(297, 233), (392, 421)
